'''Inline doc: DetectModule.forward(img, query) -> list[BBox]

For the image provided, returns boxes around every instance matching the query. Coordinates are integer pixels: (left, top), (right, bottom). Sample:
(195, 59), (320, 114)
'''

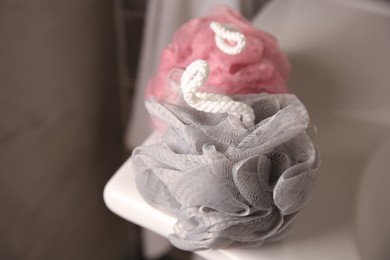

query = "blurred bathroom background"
(0, 0), (389, 259)
(0, 0), (266, 259)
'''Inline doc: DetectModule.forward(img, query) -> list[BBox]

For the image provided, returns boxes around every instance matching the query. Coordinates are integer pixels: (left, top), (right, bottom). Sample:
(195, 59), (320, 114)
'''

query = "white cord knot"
(210, 21), (246, 55)
(181, 60), (255, 127)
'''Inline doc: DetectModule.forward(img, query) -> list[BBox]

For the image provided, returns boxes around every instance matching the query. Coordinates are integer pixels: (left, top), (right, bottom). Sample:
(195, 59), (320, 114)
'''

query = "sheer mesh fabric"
(132, 93), (319, 251)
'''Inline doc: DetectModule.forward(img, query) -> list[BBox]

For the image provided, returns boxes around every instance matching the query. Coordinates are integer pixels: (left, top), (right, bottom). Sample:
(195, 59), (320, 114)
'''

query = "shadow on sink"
(356, 137), (390, 260)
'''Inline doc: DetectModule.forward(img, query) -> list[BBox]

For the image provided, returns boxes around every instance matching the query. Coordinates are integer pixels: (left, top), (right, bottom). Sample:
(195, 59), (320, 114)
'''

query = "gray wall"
(0, 1), (134, 259)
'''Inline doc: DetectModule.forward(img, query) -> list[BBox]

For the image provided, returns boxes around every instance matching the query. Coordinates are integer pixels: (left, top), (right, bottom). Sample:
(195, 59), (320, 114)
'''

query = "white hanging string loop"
(210, 21), (246, 55)
(181, 60), (255, 127)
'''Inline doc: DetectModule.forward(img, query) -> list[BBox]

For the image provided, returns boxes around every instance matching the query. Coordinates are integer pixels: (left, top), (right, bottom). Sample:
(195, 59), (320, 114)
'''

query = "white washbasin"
(253, 0), (390, 259)
(104, 0), (390, 259)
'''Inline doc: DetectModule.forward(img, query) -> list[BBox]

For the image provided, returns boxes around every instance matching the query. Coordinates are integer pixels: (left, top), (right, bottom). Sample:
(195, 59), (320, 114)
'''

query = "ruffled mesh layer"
(132, 93), (319, 251)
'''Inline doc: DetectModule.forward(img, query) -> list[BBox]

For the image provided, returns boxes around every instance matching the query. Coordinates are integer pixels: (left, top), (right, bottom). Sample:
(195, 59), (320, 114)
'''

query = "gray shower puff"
(132, 93), (319, 251)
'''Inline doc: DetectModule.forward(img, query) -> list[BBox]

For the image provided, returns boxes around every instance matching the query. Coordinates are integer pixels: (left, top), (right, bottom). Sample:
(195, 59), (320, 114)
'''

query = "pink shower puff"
(146, 6), (291, 102)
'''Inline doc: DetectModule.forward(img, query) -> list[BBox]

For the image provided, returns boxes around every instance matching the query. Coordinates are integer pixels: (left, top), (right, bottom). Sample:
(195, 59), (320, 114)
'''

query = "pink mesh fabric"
(146, 6), (291, 103)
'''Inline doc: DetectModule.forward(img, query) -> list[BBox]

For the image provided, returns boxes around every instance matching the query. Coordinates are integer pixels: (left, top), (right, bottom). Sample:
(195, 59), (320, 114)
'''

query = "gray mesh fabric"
(132, 93), (319, 251)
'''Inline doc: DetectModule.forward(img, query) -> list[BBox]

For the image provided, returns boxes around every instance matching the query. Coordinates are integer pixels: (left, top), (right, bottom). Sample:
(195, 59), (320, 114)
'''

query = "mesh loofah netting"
(132, 92), (320, 251)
